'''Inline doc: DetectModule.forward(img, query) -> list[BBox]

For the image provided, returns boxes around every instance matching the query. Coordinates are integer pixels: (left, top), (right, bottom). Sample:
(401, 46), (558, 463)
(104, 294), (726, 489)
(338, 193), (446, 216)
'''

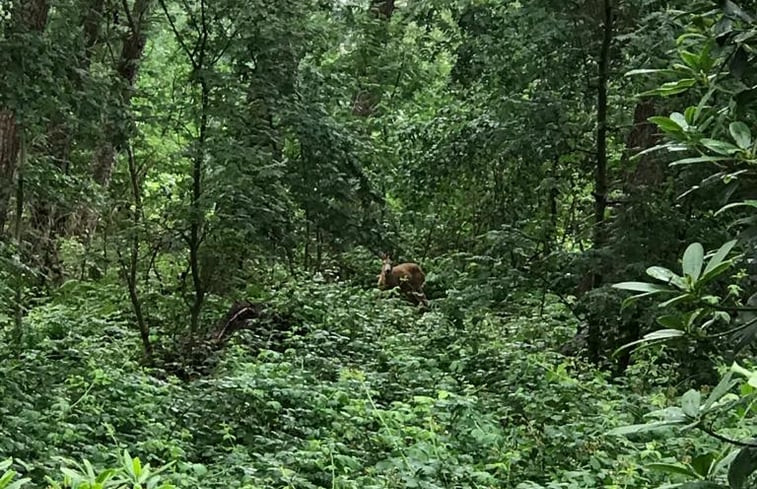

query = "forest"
(1, 0), (756, 487)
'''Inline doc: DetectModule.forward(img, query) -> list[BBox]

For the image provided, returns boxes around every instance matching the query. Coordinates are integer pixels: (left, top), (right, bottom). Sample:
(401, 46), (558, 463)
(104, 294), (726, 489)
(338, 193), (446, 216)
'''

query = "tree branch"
(699, 424), (757, 449)
(157, 0), (198, 69)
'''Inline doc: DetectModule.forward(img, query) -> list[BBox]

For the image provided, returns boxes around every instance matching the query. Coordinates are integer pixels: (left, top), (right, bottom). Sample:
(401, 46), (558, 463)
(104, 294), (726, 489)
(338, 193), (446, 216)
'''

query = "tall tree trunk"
(188, 77), (209, 336)
(625, 100), (660, 188)
(186, 0), (210, 337)
(92, 0), (151, 187)
(613, 100), (660, 373)
(592, 0), (612, 274)
(79, 0), (152, 237)
(157, 0), (210, 339)
(545, 156), (560, 254)
(0, 111), (19, 236)
(370, 0), (395, 18)
(588, 0), (613, 364)
(124, 144), (152, 359)
(12, 130), (26, 345)
(0, 0), (50, 237)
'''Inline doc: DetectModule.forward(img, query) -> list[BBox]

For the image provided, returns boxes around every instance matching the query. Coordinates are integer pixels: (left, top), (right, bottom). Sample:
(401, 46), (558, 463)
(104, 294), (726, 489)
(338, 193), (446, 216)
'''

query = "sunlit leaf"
(682, 243), (704, 281)
(716, 200), (757, 215)
(729, 122), (752, 149)
(647, 462), (700, 478)
(703, 371), (736, 411)
(681, 389), (701, 418)
(703, 240), (737, 277)
(650, 116), (684, 133)
(607, 419), (687, 436)
(647, 266), (685, 288)
(613, 282), (673, 293)
(670, 155), (730, 166)
(701, 138), (741, 155)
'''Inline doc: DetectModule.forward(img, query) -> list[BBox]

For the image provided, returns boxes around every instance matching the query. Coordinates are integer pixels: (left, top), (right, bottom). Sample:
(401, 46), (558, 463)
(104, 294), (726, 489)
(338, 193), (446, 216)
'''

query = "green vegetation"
(0, 0), (756, 487)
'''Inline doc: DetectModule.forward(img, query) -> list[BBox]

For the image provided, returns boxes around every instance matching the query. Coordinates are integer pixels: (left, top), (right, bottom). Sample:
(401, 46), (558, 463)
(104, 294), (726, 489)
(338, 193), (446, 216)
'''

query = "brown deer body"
(377, 255), (428, 306)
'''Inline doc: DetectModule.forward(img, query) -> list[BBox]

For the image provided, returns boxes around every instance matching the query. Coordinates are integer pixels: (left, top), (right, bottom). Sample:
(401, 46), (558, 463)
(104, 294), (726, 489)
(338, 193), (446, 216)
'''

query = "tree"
(0, 0), (50, 235)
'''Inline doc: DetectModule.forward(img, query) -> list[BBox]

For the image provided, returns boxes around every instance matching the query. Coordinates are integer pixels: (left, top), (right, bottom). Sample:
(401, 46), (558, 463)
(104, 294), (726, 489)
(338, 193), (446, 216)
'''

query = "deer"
(376, 254), (428, 307)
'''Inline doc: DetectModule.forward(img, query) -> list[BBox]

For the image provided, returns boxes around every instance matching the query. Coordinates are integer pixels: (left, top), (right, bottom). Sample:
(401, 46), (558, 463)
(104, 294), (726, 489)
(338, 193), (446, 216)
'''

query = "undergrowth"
(0, 274), (709, 488)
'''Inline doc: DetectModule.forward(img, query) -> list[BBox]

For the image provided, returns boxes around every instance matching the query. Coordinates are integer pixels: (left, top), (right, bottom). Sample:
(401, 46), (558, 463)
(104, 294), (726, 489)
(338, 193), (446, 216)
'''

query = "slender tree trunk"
(13, 131), (26, 344)
(125, 144), (152, 358)
(157, 0), (210, 339)
(304, 216), (311, 272)
(588, 0), (613, 364)
(545, 156), (560, 253)
(316, 229), (323, 271)
(593, 0), (612, 262)
(188, 78), (208, 335)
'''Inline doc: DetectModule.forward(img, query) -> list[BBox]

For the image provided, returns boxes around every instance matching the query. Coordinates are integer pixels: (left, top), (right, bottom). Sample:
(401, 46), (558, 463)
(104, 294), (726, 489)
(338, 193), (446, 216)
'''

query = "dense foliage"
(0, 0), (755, 487)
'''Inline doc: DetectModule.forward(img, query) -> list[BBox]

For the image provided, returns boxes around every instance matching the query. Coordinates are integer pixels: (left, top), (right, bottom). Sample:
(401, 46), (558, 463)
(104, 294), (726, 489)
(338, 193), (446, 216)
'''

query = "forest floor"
(1, 275), (688, 488)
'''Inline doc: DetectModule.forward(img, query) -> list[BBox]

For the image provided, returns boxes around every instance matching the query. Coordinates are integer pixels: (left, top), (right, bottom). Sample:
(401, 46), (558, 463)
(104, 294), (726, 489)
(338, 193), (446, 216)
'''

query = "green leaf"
(59, 468), (80, 482)
(703, 240), (737, 277)
(691, 452), (716, 478)
(643, 78), (697, 96)
(659, 293), (693, 308)
(701, 138), (741, 155)
(132, 456), (142, 478)
(729, 122), (752, 150)
(632, 143), (670, 160)
(5, 480), (31, 489)
(728, 445), (757, 489)
(620, 291), (661, 311)
(647, 266), (685, 288)
(613, 281), (673, 293)
(608, 419), (687, 436)
(649, 116), (684, 133)
(0, 471), (16, 489)
(94, 469), (117, 484)
(683, 243), (704, 281)
(684, 106), (698, 124)
(613, 329), (685, 356)
(670, 156), (730, 166)
(625, 68), (668, 76)
(646, 329), (686, 340)
(681, 389), (701, 418)
(716, 200), (757, 215)
(671, 112), (689, 130)
(680, 50), (700, 69)
(647, 462), (700, 478)
(657, 314), (684, 330)
(703, 371), (736, 411)
(699, 261), (734, 287)
(714, 449), (741, 478)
